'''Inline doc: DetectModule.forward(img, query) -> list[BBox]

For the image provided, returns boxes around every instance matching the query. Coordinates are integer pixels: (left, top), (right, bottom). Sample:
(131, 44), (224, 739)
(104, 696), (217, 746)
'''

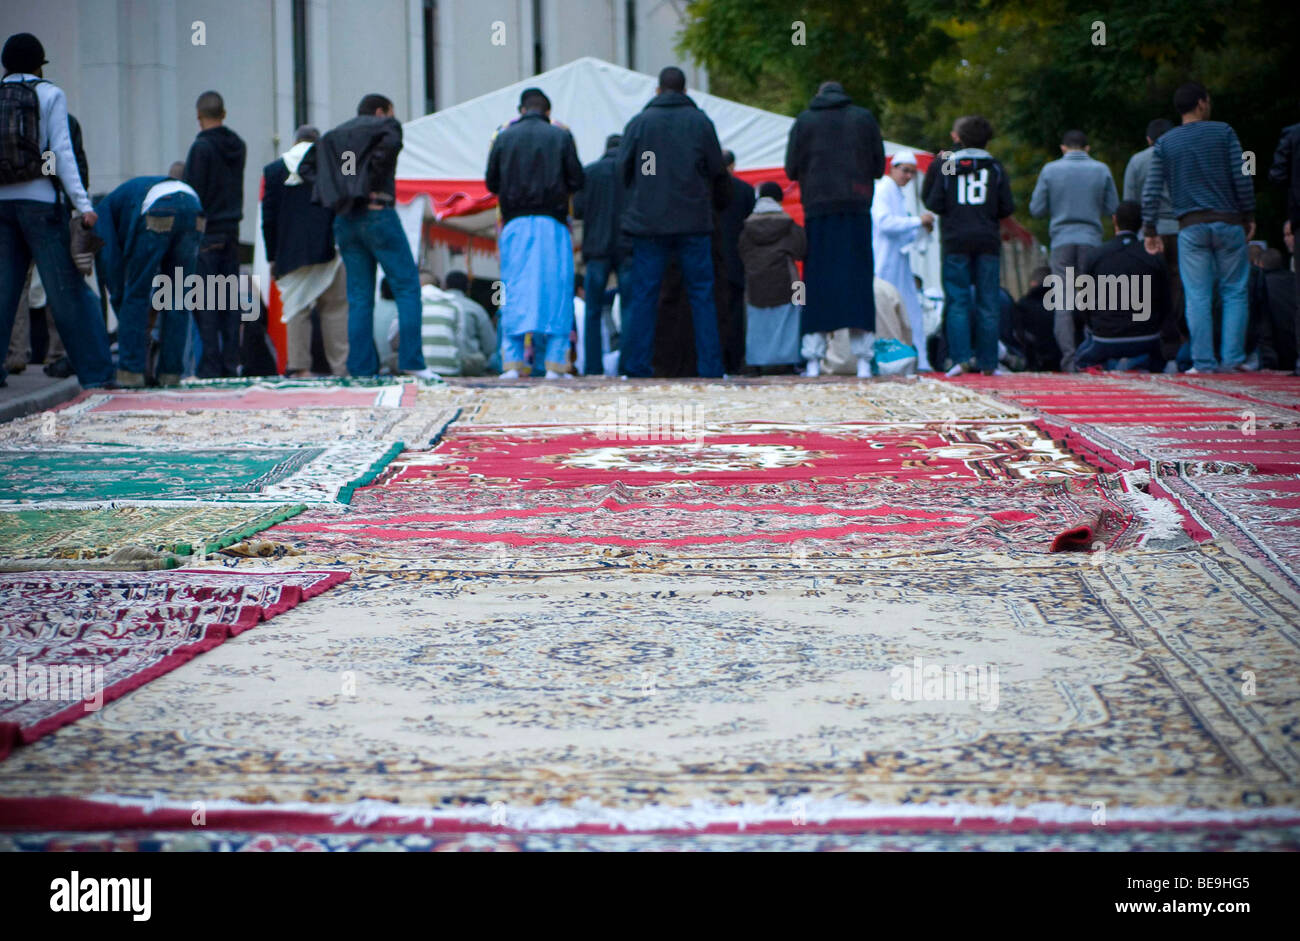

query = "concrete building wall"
(0, 0), (703, 245)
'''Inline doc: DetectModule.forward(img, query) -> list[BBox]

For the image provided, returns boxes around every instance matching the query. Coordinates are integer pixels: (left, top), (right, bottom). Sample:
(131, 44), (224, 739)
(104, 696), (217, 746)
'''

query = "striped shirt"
(1142, 120), (1254, 235)
(419, 285), (462, 375)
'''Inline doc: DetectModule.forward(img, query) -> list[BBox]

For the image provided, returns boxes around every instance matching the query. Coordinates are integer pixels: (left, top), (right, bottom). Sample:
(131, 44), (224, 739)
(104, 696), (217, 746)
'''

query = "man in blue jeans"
(574, 134), (631, 375)
(0, 32), (114, 389)
(1142, 82), (1255, 373)
(617, 67), (729, 378)
(94, 176), (203, 386)
(921, 115), (1015, 375)
(301, 94), (434, 379)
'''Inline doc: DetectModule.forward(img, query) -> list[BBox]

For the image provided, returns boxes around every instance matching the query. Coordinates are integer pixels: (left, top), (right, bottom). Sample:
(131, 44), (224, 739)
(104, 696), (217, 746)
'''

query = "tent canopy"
(395, 56), (930, 233)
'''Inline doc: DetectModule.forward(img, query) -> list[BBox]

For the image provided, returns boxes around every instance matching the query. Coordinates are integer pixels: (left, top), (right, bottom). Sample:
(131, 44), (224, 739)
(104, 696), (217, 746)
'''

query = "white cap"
(890, 149), (918, 167)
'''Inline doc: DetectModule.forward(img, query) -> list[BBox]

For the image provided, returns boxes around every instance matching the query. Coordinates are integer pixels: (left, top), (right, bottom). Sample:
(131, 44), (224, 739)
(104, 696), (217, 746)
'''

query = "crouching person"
(1074, 200), (1170, 371)
(94, 176), (204, 386)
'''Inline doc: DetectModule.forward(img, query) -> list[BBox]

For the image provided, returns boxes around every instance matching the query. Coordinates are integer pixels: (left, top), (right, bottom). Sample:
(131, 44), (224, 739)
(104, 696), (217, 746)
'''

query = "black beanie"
(759, 182), (784, 202)
(2, 33), (47, 74)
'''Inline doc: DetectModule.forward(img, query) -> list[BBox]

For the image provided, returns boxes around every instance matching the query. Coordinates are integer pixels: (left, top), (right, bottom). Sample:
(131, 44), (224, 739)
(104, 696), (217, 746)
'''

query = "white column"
(613, 0), (628, 68)
(436, 0), (455, 108)
(517, 0), (534, 76)
(407, 0), (426, 117)
(308, 0), (331, 129)
(271, 0), (295, 151)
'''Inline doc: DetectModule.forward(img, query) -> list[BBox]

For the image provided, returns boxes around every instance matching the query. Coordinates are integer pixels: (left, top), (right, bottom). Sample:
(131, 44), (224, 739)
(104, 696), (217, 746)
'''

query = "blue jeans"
(0, 199), (114, 386)
(193, 227), (241, 378)
(620, 234), (722, 378)
(942, 251), (1000, 372)
(117, 194), (202, 376)
(1074, 331), (1165, 372)
(334, 207), (426, 376)
(583, 255), (631, 375)
(1179, 221), (1248, 371)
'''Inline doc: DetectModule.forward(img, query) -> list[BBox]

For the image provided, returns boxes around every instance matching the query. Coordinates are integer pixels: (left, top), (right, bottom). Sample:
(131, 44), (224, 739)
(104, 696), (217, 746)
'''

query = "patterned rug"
(429, 376), (1031, 425)
(0, 407), (459, 452)
(1058, 422), (1300, 476)
(387, 421), (1098, 490)
(0, 443), (405, 505)
(2, 545), (1294, 833)
(0, 568), (348, 758)
(0, 504), (305, 568)
(6, 823), (1297, 851)
(943, 372), (1298, 425)
(266, 476), (1163, 560)
(66, 382), (417, 412)
(1152, 473), (1300, 592)
(1161, 371), (1300, 412)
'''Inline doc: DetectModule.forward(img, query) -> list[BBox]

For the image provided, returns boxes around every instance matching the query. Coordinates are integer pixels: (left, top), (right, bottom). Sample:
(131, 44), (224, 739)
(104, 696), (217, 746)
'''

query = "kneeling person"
(1075, 200), (1170, 371)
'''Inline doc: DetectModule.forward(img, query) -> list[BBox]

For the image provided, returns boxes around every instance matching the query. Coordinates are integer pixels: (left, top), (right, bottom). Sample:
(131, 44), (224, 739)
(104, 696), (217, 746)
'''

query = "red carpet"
(385, 422), (1099, 489)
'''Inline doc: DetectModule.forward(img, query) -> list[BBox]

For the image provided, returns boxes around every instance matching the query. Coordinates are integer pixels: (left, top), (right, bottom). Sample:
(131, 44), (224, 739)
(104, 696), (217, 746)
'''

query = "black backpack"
(0, 79), (46, 184)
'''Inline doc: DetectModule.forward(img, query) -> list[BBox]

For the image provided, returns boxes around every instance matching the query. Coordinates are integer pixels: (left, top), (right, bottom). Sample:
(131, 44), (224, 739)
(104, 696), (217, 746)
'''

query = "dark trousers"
(723, 279), (745, 374)
(620, 233), (723, 378)
(193, 228), (242, 378)
(0, 199), (114, 386)
(582, 255), (631, 375)
(1074, 331), (1165, 371)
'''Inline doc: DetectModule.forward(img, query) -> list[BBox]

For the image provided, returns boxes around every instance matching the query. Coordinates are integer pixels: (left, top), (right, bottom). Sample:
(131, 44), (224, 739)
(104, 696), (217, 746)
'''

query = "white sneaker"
(500, 369), (521, 379)
(406, 367), (441, 382)
(804, 359), (821, 378)
(945, 362), (966, 377)
(544, 370), (574, 380)
(856, 356), (873, 378)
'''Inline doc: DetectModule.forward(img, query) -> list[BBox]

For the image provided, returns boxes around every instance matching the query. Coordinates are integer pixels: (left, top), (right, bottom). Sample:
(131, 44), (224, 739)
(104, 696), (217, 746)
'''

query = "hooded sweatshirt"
(783, 83), (886, 219)
(737, 197), (806, 307)
(921, 147), (1014, 256)
(183, 125), (246, 233)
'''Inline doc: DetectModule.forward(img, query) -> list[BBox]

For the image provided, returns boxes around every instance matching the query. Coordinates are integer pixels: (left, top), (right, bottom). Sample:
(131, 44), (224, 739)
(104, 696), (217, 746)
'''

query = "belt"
(1179, 209), (1247, 229)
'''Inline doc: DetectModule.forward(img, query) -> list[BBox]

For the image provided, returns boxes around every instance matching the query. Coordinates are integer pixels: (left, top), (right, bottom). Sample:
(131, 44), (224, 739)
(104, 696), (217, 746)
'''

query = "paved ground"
(0, 369), (81, 425)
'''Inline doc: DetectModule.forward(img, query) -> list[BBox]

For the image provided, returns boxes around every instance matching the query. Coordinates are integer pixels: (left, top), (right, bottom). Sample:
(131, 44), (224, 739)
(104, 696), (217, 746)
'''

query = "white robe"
(871, 178), (930, 368)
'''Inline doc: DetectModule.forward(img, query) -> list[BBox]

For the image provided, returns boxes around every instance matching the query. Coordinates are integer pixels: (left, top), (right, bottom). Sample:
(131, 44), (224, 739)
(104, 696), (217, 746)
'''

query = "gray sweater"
(1029, 150), (1120, 247)
(1123, 146), (1178, 236)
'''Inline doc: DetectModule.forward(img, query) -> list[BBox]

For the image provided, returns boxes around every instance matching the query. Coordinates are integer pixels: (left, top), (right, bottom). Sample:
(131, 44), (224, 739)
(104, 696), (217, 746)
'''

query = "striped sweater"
(1142, 120), (1254, 236)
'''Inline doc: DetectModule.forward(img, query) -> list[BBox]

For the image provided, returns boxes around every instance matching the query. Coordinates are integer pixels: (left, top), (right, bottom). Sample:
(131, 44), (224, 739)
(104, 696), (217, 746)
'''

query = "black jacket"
(619, 91), (728, 237)
(1081, 232), (1170, 338)
(719, 174), (756, 284)
(922, 148), (1014, 256)
(1269, 122), (1300, 230)
(573, 143), (628, 260)
(485, 111), (583, 225)
(299, 115), (402, 215)
(783, 84), (885, 219)
(183, 125), (246, 232)
(262, 152), (336, 279)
